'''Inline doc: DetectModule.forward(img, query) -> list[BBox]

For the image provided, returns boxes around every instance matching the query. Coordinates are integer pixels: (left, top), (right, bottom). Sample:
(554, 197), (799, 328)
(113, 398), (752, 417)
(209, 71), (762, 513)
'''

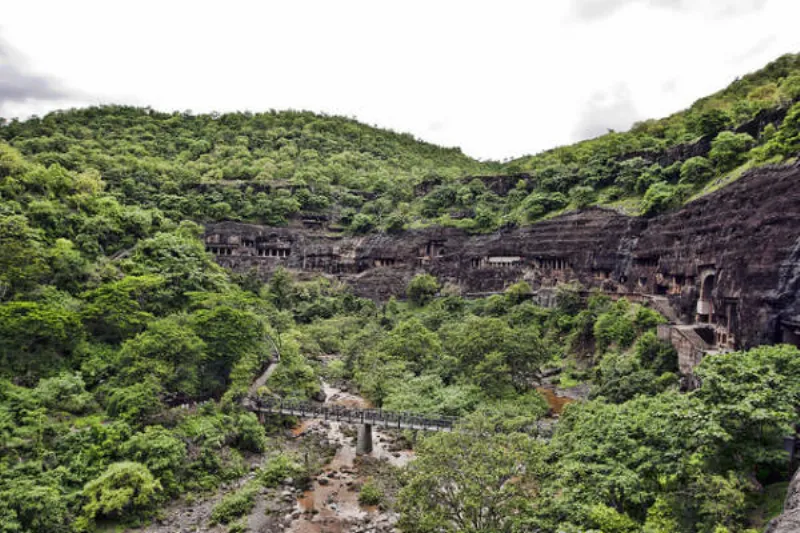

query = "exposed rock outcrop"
(206, 162), (800, 354)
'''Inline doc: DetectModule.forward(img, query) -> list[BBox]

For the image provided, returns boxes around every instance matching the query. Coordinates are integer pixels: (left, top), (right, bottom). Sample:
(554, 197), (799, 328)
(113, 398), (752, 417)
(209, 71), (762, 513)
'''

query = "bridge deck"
(244, 397), (457, 432)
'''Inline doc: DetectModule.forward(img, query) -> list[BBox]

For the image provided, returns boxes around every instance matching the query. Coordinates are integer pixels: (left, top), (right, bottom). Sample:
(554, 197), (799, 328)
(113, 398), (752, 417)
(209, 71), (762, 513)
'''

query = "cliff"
(205, 162), (800, 352)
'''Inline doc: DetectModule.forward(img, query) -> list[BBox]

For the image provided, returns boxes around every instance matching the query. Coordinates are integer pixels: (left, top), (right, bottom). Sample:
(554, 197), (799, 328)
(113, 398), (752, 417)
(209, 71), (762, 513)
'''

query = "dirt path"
(248, 359), (279, 397)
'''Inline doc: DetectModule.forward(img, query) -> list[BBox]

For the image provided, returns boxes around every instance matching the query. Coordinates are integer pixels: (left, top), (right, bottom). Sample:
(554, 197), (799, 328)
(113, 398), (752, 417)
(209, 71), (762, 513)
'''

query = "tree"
(398, 425), (545, 533)
(380, 317), (442, 374)
(0, 300), (83, 383)
(81, 275), (164, 344)
(570, 185), (596, 208)
(406, 273), (439, 306)
(688, 109), (732, 138)
(81, 462), (162, 521)
(693, 344), (800, 473)
(0, 215), (49, 299)
(679, 156), (714, 185)
(504, 324), (551, 390)
(125, 231), (229, 309)
(34, 372), (93, 414)
(105, 380), (164, 423)
(190, 305), (270, 394)
(267, 267), (294, 310)
(118, 315), (207, 398)
(709, 131), (754, 171)
(641, 182), (679, 216)
(0, 479), (70, 533)
(122, 426), (187, 493)
(550, 391), (718, 526)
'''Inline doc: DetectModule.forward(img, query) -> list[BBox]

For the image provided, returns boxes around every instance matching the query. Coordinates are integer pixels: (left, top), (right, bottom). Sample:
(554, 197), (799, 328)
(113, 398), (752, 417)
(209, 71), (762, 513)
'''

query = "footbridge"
(243, 396), (458, 454)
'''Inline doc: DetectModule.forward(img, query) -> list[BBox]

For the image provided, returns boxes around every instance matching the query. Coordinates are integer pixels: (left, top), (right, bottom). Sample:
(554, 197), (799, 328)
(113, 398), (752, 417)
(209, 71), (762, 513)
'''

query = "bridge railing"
(248, 395), (459, 431)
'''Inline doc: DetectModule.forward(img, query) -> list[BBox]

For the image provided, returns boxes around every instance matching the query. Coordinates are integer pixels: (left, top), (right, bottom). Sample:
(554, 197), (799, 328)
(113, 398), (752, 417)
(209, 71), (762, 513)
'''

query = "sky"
(1, 0), (799, 161)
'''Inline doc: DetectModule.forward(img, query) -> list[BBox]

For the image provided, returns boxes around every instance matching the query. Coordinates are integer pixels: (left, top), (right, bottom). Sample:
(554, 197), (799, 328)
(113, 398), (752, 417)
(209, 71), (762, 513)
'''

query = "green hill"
(2, 53), (800, 233)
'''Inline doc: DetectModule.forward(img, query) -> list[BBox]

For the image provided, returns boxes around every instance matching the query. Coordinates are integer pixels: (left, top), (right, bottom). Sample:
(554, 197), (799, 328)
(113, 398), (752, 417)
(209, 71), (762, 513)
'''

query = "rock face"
(206, 162), (800, 356)
(766, 468), (800, 533)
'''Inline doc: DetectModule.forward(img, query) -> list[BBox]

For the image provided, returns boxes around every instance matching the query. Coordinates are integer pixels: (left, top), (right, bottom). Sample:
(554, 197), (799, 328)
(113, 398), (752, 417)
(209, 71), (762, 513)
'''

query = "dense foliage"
(0, 143), (320, 530)
(2, 54), (799, 237)
(2, 53), (800, 533)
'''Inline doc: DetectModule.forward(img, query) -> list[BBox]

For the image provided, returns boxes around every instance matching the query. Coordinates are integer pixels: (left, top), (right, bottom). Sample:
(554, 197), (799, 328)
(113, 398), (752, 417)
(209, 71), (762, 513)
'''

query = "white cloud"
(573, 84), (641, 140)
(0, 0), (799, 160)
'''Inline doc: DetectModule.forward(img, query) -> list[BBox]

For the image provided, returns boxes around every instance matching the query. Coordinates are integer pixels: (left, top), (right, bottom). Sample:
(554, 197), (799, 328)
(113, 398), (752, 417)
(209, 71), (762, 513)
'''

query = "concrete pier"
(356, 424), (373, 455)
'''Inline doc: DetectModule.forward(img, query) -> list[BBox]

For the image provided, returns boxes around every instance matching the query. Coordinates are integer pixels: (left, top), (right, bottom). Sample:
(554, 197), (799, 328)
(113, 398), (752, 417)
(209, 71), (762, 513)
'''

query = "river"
(286, 382), (412, 533)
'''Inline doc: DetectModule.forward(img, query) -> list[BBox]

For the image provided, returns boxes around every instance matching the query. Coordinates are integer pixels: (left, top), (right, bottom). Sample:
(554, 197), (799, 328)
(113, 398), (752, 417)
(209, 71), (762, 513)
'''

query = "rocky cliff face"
(766, 468), (800, 533)
(205, 162), (800, 351)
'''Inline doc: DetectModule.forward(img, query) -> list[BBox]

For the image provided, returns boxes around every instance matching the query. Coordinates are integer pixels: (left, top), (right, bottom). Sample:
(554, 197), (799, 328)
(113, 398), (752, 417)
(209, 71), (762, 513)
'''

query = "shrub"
(406, 274), (439, 306)
(233, 412), (268, 453)
(260, 453), (305, 487)
(82, 462), (162, 520)
(709, 131), (754, 171)
(350, 213), (375, 234)
(679, 156), (714, 185)
(505, 281), (533, 305)
(641, 182), (679, 216)
(122, 426), (187, 493)
(209, 483), (258, 525)
(358, 478), (384, 506)
(569, 185), (596, 209)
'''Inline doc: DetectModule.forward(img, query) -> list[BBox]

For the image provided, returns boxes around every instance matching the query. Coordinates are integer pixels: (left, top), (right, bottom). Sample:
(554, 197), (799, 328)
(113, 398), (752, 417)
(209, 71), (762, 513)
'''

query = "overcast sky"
(1, 0), (799, 160)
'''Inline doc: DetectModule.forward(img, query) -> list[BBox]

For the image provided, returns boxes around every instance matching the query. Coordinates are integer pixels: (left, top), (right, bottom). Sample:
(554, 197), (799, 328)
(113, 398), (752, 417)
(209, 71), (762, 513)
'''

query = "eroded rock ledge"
(206, 162), (800, 362)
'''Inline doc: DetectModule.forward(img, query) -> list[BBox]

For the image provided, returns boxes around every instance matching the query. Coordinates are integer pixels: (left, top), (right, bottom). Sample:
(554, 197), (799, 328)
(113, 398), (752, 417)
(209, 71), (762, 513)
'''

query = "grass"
(599, 196), (643, 216)
(688, 160), (755, 201)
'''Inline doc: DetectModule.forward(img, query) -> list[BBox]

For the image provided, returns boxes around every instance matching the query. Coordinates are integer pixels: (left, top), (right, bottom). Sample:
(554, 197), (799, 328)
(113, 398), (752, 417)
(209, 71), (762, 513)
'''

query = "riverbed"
(286, 383), (412, 533)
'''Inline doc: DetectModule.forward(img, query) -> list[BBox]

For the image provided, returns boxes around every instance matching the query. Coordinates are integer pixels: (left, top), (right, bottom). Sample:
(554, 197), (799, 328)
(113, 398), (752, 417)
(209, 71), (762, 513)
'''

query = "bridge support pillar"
(356, 424), (373, 455)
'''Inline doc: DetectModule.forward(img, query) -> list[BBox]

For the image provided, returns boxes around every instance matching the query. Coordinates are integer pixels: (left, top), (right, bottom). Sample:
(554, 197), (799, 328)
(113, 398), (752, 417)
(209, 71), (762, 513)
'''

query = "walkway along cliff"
(205, 162), (800, 381)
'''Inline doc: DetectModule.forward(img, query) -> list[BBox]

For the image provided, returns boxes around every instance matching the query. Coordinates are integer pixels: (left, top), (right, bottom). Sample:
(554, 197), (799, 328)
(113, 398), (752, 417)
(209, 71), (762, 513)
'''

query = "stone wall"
(205, 161), (800, 351)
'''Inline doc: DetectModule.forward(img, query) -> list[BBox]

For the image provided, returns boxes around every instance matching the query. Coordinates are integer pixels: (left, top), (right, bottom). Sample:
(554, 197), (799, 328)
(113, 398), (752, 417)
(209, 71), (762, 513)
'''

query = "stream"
(286, 382), (412, 533)
(128, 376), (577, 533)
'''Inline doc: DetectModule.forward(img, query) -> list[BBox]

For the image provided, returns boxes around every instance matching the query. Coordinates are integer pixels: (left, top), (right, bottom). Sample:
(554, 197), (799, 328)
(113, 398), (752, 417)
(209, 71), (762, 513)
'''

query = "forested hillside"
(2, 54), (800, 234)
(2, 53), (800, 533)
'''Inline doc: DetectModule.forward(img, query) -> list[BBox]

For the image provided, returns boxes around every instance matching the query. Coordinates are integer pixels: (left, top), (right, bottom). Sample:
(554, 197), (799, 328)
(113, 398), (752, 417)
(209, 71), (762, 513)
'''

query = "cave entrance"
(697, 272), (715, 323)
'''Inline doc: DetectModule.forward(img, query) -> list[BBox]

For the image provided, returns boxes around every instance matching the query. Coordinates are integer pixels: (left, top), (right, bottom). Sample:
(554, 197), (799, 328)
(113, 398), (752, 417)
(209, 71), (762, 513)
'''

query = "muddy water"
(536, 386), (576, 415)
(288, 383), (411, 533)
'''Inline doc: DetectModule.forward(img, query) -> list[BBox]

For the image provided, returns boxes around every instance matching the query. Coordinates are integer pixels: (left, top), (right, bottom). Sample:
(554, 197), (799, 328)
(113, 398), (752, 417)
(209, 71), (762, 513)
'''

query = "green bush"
(209, 483), (258, 525)
(260, 453), (305, 487)
(679, 156), (714, 184)
(406, 274), (440, 306)
(641, 182), (679, 216)
(358, 478), (384, 506)
(709, 131), (754, 171)
(81, 462), (162, 521)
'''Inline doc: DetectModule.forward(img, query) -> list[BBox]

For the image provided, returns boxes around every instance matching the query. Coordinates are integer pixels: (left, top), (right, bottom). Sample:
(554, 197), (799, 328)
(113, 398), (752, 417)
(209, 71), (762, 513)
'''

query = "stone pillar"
(356, 424), (373, 455)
